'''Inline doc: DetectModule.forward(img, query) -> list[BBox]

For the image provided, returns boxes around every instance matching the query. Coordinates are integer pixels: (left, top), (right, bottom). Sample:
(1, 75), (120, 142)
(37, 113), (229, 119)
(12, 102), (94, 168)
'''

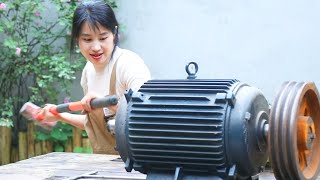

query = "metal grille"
(127, 79), (239, 173)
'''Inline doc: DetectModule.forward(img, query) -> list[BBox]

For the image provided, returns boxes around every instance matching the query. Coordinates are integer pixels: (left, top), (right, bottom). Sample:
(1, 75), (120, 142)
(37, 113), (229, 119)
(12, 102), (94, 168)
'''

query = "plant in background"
(0, 0), (117, 151)
(0, 0), (82, 128)
(36, 121), (74, 152)
(0, 98), (14, 127)
(72, 130), (93, 154)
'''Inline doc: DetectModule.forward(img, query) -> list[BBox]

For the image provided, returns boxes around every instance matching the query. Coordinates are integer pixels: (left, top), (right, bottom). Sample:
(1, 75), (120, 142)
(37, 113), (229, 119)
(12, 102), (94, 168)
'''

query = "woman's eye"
(100, 37), (108, 40)
(83, 38), (91, 42)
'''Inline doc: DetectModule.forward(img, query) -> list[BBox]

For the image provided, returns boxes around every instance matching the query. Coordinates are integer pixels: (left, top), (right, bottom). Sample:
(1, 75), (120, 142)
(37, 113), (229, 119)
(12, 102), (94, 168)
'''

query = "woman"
(42, 1), (151, 154)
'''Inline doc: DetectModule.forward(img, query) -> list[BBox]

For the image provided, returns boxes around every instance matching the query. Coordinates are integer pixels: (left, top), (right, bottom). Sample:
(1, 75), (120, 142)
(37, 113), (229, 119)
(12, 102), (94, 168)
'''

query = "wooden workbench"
(0, 152), (300, 180)
(0, 152), (145, 180)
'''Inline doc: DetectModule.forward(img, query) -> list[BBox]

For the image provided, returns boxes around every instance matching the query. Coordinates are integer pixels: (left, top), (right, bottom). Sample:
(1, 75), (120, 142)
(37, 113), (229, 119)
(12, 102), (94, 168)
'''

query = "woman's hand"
(38, 104), (59, 130)
(108, 103), (118, 113)
(41, 104), (60, 122)
(81, 92), (100, 112)
(81, 92), (119, 113)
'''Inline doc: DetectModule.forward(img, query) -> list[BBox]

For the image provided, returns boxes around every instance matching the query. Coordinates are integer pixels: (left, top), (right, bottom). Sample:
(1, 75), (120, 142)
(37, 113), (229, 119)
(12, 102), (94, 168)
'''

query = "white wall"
(115, 0), (320, 102)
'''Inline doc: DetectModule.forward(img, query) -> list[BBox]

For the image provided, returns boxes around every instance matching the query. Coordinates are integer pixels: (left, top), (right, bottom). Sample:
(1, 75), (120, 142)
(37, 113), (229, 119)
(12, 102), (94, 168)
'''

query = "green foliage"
(73, 146), (93, 154)
(0, 0), (115, 120)
(0, 0), (118, 153)
(36, 122), (73, 141)
(0, 98), (14, 127)
(0, 0), (84, 127)
(35, 122), (73, 152)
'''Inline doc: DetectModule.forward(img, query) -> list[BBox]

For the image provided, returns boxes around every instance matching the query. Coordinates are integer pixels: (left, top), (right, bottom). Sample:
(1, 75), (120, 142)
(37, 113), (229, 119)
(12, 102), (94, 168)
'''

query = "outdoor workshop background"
(74, 0), (320, 104)
(1, 0), (320, 166)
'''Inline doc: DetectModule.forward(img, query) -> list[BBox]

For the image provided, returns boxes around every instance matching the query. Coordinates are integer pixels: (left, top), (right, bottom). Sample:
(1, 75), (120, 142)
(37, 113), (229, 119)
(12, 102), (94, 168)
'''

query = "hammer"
(20, 95), (118, 122)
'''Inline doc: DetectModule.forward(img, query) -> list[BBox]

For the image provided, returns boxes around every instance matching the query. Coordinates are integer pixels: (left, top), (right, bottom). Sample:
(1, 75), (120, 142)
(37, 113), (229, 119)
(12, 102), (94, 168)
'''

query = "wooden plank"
(27, 122), (35, 158)
(18, 132), (27, 161)
(65, 138), (73, 152)
(34, 141), (42, 156)
(10, 147), (18, 163)
(0, 127), (2, 164)
(41, 140), (53, 154)
(82, 138), (92, 152)
(0, 126), (11, 165)
(72, 127), (82, 150)
(0, 152), (145, 179)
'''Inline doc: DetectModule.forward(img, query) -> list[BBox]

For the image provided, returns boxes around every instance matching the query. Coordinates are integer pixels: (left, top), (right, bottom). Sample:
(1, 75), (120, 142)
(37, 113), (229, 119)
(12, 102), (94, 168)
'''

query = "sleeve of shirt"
(117, 52), (151, 92)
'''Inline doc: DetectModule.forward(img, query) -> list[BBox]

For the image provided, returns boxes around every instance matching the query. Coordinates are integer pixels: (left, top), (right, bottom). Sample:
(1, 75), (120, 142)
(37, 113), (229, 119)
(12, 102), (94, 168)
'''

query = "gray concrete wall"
(115, 0), (320, 103)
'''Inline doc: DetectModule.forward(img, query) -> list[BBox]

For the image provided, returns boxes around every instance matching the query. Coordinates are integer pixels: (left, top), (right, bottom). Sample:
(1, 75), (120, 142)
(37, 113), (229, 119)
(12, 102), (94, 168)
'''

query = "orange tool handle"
(49, 102), (83, 115)
(35, 95), (118, 122)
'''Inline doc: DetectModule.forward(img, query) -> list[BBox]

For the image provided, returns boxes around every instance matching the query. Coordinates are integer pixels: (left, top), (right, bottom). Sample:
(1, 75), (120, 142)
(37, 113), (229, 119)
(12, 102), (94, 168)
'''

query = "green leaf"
(51, 128), (68, 141)
(73, 146), (83, 153)
(35, 132), (50, 141)
(54, 144), (64, 152)
(83, 148), (93, 154)
(0, 119), (13, 127)
(4, 21), (14, 30)
(3, 38), (16, 49)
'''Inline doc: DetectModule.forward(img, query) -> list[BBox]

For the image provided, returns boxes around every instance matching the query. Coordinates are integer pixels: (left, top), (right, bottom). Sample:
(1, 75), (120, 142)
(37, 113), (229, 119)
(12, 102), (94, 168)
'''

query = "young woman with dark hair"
(41, 1), (151, 154)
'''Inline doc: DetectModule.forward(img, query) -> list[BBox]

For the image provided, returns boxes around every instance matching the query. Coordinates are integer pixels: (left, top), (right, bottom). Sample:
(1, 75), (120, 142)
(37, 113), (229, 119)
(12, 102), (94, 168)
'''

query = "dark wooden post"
(27, 122), (35, 158)
(72, 127), (82, 151)
(0, 126), (12, 165)
(65, 138), (73, 152)
(18, 131), (27, 161)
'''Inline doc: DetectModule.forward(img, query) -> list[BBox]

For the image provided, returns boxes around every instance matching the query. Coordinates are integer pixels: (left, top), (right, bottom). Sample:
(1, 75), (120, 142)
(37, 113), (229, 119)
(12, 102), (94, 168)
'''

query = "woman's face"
(78, 22), (115, 66)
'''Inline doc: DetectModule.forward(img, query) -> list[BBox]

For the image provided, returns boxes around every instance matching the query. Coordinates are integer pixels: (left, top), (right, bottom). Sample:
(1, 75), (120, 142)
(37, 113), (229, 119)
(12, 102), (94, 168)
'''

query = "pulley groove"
(270, 81), (320, 180)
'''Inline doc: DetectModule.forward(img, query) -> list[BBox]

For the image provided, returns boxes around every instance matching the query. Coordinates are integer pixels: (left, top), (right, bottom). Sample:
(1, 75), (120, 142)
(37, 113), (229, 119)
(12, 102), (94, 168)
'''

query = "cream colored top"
(80, 47), (151, 154)
(81, 46), (151, 97)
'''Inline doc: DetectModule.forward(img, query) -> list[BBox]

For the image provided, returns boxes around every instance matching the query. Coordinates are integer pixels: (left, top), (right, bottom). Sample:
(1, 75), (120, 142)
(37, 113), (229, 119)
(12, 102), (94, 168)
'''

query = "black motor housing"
(115, 78), (269, 179)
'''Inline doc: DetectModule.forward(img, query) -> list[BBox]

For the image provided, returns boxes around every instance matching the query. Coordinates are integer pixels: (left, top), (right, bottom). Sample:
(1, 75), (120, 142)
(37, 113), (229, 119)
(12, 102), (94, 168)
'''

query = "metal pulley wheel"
(269, 82), (320, 180)
(114, 61), (320, 179)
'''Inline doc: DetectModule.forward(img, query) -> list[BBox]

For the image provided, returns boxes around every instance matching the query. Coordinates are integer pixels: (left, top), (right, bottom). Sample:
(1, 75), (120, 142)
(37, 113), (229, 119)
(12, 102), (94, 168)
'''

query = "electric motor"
(115, 62), (320, 180)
